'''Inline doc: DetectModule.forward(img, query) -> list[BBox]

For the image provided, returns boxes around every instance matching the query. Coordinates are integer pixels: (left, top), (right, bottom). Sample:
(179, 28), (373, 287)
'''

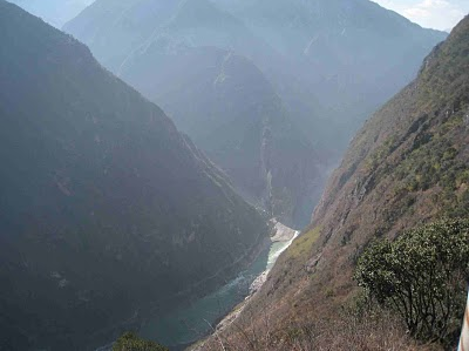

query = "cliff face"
(199, 16), (469, 350)
(0, 2), (268, 349)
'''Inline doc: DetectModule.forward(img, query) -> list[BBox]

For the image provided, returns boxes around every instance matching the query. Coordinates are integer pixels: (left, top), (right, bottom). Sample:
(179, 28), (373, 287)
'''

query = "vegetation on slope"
(355, 218), (468, 348)
(112, 332), (167, 351)
(198, 16), (469, 351)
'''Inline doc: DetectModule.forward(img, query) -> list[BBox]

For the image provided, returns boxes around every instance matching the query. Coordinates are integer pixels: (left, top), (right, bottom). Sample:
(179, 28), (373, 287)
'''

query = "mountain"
(118, 40), (326, 228)
(211, 0), (448, 150)
(63, 0), (446, 226)
(65, 0), (328, 228)
(67, 0), (445, 146)
(63, 0), (283, 74)
(67, 0), (445, 154)
(63, 0), (185, 72)
(199, 16), (469, 350)
(0, 1), (269, 349)
(64, 0), (447, 151)
(6, 0), (94, 27)
(63, 0), (329, 151)
(158, 0), (333, 151)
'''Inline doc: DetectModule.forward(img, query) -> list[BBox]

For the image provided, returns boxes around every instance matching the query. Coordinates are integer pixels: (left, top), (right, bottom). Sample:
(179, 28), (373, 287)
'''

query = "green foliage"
(417, 17), (469, 111)
(364, 135), (397, 172)
(287, 226), (320, 259)
(354, 218), (468, 348)
(113, 332), (167, 351)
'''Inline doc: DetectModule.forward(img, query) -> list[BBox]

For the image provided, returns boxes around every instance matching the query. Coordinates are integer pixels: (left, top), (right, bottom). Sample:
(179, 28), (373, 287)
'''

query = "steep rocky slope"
(199, 15), (469, 350)
(0, 2), (269, 349)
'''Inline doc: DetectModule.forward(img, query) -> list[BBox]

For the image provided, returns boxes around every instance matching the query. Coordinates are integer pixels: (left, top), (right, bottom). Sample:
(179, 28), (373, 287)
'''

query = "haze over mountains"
(64, 0), (447, 146)
(64, 0), (447, 228)
(0, 0), (468, 350)
(0, 1), (268, 349)
(211, 0), (448, 139)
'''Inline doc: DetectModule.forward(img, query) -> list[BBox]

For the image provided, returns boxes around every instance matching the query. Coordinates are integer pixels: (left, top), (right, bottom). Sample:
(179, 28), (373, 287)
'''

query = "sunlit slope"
(200, 15), (468, 351)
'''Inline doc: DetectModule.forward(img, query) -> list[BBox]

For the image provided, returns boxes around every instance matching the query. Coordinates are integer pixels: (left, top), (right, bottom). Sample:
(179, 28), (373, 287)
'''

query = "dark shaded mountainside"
(0, 1), (269, 350)
(199, 16), (469, 351)
(63, 0), (446, 228)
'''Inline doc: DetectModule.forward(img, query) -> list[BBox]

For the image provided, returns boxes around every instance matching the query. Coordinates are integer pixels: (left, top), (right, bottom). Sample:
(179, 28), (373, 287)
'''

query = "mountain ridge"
(0, 1), (270, 349)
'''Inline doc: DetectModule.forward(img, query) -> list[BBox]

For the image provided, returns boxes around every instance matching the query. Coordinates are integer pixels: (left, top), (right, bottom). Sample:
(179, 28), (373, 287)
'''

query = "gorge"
(139, 221), (299, 350)
(0, 0), (467, 351)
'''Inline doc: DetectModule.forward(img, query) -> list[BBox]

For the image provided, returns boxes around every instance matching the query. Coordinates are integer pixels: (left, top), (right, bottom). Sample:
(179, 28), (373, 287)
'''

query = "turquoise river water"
(139, 236), (298, 349)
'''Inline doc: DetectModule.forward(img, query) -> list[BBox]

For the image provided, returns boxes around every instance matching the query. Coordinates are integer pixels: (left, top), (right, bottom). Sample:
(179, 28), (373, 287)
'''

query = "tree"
(354, 218), (468, 348)
(112, 332), (167, 351)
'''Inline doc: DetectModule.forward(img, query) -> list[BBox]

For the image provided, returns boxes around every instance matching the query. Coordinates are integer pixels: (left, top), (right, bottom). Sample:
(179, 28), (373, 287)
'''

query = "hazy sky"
(10, 0), (468, 32)
(371, 0), (469, 31)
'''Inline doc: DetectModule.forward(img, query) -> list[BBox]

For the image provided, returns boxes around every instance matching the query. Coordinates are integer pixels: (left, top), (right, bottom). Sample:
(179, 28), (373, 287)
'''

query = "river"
(139, 226), (299, 350)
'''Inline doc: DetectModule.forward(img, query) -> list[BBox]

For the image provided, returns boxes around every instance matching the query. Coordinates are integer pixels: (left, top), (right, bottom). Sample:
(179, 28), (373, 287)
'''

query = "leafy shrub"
(354, 218), (468, 348)
(112, 332), (167, 351)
